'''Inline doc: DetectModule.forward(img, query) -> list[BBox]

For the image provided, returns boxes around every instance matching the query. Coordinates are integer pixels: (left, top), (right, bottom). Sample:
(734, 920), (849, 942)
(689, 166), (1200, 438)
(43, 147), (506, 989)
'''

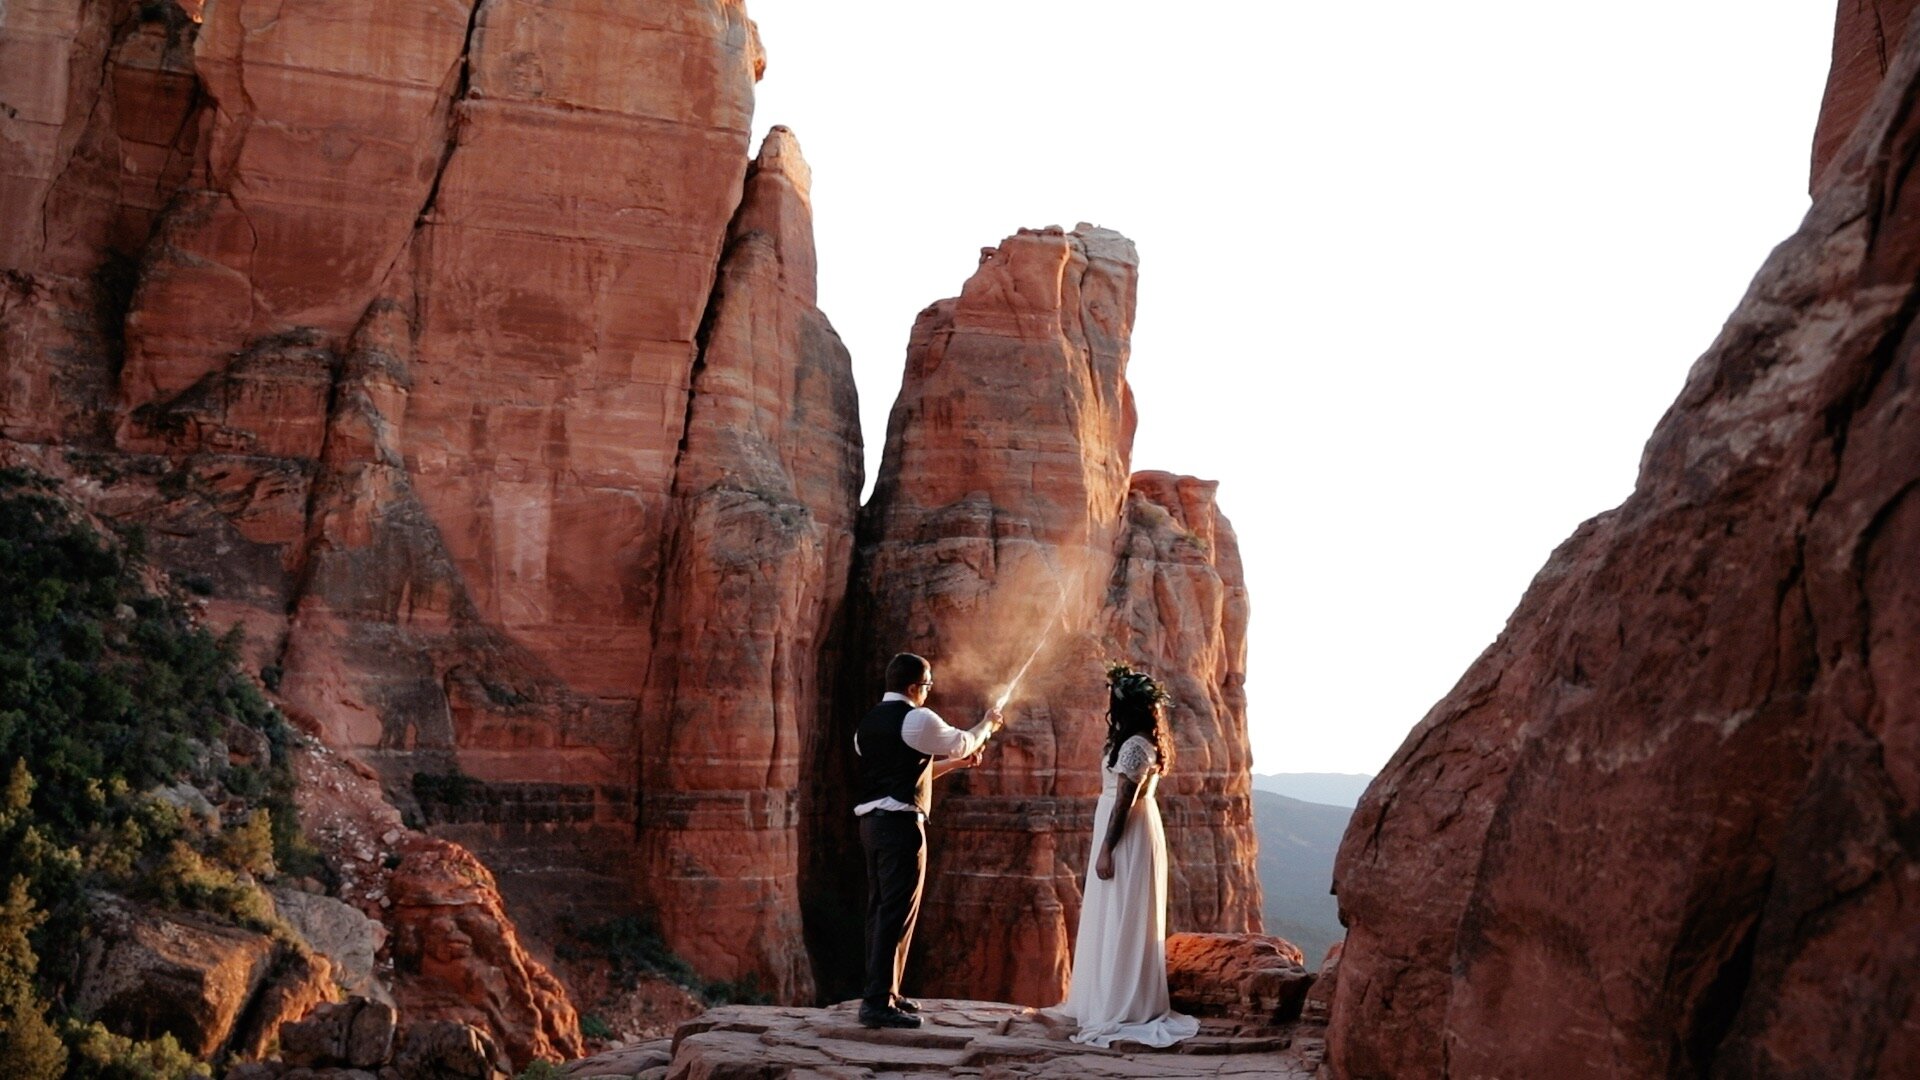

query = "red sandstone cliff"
(1328, 9), (1920, 1077)
(810, 225), (1262, 1007)
(636, 126), (861, 1004)
(1813, 0), (1918, 194)
(0, 0), (1261, 1046)
(1, 0), (776, 1046)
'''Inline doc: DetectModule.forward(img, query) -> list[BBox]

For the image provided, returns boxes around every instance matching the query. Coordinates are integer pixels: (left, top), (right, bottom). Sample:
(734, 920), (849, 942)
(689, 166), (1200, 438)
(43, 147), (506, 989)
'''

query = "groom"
(853, 652), (1004, 1029)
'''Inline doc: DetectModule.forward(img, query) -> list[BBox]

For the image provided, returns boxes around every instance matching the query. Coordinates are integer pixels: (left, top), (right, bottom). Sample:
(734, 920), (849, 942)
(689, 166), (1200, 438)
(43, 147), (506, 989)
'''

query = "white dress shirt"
(854, 692), (994, 816)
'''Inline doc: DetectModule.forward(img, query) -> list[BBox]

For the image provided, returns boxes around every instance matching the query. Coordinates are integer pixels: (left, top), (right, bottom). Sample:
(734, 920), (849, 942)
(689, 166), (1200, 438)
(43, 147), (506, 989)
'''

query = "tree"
(0, 877), (68, 1080)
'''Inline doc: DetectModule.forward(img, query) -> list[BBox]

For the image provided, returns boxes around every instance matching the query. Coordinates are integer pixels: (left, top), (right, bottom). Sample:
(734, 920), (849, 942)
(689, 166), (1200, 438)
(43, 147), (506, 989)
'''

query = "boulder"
(227, 947), (341, 1062)
(273, 888), (392, 1004)
(1165, 932), (1312, 1028)
(392, 1020), (510, 1080)
(386, 837), (582, 1066)
(1327, 8), (1920, 1076)
(74, 898), (274, 1058)
(280, 998), (398, 1069)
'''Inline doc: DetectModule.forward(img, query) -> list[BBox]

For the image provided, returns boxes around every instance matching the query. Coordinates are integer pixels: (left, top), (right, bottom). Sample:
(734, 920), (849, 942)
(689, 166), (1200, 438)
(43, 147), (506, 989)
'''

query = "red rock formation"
(386, 835), (582, 1067)
(636, 126), (860, 1004)
(3, 0), (1260, 1037)
(813, 225), (1260, 1007)
(1812, 0), (1918, 194)
(1165, 932), (1311, 1029)
(1, 0), (779, 1006)
(74, 895), (336, 1061)
(290, 731), (582, 1066)
(1328, 11), (1920, 1077)
(1, 0), (201, 443)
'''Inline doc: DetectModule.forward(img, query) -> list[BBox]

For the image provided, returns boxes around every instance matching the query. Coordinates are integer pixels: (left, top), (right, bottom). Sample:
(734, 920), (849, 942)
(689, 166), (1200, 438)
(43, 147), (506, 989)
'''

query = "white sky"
(746, 2), (1838, 775)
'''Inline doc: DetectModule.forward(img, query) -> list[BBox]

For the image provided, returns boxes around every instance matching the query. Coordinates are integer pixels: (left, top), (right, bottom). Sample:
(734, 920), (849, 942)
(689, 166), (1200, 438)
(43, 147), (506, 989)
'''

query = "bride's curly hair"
(1104, 662), (1175, 775)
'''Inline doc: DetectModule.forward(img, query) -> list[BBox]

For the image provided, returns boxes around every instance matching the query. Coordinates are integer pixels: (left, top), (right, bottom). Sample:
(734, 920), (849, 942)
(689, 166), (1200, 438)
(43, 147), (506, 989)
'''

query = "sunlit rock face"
(1327, 12), (1920, 1077)
(637, 126), (862, 1005)
(0, 0), (762, 783)
(0, 0), (779, 1004)
(809, 225), (1261, 1007)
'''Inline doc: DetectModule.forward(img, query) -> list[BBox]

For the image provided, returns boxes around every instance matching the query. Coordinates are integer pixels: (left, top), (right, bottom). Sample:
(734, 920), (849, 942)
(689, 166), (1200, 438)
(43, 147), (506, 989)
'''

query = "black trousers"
(859, 810), (926, 1008)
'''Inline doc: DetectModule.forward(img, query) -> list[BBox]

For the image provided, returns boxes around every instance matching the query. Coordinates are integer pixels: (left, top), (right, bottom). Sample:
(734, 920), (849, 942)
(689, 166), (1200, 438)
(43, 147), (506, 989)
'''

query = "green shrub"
(62, 1021), (210, 1080)
(215, 810), (276, 878)
(0, 468), (323, 1064)
(563, 914), (698, 990)
(0, 878), (67, 1080)
(144, 841), (276, 931)
(579, 1013), (614, 1040)
(700, 976), (771, 1006)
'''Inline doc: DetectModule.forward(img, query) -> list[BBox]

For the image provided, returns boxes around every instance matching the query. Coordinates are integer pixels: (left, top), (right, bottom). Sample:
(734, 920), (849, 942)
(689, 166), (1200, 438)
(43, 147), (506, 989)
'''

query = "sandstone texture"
(1329, 10), (1920, 1078)
(386, 834), (582, 1067)
(74, 895), (329, 1060)
(1165, 932), (1312, 1029)
(1, 0), (836, 1009)
(1813, 0), (1918, 193)
(810, 225), (1260, 1007)
(288, 731), (582, 1065)
(633, 1000), (1316, 1080)
(233, 1011), (511, 1080)
(2, 0), (1262, 1048)
(635, 125), (861, 1005)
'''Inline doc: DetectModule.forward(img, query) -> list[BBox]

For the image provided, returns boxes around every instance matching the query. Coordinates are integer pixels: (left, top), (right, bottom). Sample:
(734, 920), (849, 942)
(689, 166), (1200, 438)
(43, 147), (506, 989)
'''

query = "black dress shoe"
(858, 1003), (922, 1029)
(894, 998), (920, 1013)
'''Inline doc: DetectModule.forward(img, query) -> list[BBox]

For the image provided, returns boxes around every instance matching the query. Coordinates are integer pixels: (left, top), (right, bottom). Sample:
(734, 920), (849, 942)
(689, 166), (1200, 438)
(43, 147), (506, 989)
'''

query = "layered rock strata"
(812, 225), (1260, 1007)
(1, 0), (794, 1002)
(1812, 0), (1918, 193)
(74, 896), (337, 1061)
(1328, 10), (1920, 1077)
(290, 723), (583, 1065)
(635, 125), (861, 1004)
(2, 0), (1263, 1037)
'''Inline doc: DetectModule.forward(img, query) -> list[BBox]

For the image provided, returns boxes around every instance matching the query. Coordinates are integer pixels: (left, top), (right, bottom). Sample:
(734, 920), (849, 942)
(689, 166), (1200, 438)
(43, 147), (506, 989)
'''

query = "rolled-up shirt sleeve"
(900, 707), (989, 759)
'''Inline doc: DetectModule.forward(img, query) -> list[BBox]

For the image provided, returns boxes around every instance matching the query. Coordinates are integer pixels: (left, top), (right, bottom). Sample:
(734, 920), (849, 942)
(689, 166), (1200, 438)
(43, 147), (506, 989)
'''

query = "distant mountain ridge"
(1252, 772), (1375, 808)
(1250, 789), (1352, 968)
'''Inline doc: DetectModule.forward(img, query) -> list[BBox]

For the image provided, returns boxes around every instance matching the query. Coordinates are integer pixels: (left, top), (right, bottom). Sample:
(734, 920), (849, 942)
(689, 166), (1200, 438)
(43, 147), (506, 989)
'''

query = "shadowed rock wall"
(1328, 9), (1920, 1077)
(1, 0), (1260, 1025)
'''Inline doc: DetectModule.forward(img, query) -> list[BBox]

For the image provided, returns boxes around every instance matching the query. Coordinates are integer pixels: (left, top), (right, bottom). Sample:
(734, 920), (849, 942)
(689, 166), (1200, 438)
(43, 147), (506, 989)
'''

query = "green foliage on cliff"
(564, 914), (771, 1007)
(0, 468), (312, 1071)
(0, 879), (68, 1080)
(62, 1021), (210, 1080)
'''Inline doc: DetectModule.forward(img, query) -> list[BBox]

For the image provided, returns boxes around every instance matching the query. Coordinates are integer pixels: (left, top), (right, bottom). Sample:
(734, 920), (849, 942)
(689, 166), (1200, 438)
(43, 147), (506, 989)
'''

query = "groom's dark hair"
(885, 653), (930, 694)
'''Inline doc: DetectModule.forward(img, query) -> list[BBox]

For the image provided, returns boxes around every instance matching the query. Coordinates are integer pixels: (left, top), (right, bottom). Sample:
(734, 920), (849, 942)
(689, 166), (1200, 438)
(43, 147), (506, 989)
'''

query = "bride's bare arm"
(1094, 775), (1143, 880)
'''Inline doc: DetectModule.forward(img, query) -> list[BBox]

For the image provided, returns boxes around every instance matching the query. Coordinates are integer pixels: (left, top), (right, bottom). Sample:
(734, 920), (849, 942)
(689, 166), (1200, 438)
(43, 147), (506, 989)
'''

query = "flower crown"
(1105, 662), (1171, 710)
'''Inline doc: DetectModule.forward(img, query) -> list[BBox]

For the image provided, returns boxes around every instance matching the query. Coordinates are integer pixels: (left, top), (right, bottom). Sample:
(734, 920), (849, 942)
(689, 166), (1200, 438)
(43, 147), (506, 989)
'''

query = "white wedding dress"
(1057, 734), (1199, 1048)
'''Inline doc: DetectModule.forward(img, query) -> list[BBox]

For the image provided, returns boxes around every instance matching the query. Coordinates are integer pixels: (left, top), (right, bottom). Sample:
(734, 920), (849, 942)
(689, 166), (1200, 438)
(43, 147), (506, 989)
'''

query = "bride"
(1056, 664), (1199, 1048)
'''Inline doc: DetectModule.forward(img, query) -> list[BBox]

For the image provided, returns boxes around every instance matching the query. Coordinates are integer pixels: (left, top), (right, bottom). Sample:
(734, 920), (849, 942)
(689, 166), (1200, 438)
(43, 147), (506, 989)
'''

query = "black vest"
(855, 699), (933, 815)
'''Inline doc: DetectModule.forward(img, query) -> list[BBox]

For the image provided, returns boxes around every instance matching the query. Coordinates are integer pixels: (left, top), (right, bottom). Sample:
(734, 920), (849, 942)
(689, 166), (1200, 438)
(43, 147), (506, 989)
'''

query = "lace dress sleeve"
(1114, 735), (1156, 783)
